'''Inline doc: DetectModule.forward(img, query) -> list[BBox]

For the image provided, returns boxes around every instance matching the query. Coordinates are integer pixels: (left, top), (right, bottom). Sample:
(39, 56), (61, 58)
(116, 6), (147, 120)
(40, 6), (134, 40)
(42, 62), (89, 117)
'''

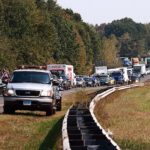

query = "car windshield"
(111, 72), (122, 76)
(11, 71), (51, 84)
(99, 76), (107, 80)
(51, 70), (65, 78)
(84, 78), (92, 81)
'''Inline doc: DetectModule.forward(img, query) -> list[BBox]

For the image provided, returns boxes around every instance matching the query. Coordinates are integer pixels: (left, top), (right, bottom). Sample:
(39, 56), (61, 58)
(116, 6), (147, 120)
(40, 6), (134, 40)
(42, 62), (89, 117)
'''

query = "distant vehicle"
(141, 57), (150, 68)
(95, 66), (107, 75)
(133, 64), (146, 77)
(127, 68), (133, 83)
(120, 57), (132, 67)
(130, 74), (140, 83)
(99, 75), (115, 85)
(91, 76), (100, 86)
(59, 75), (71, 90)
(84, 77), (94, 87)
(145, 57), (150, 68)
(76, 77), (86, 87)
(47, 64), (75, 86)
(131, 57), (140, 66)
(52, 74), (59, 85)
(3, 66), (62, 115)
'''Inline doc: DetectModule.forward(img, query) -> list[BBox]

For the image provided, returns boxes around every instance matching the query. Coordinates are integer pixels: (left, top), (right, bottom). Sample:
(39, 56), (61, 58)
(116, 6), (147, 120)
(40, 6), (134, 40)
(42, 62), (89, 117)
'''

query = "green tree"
(0, 0), (4, 35)
(101, 35), (120, 68)
(0, 37), (16, 70)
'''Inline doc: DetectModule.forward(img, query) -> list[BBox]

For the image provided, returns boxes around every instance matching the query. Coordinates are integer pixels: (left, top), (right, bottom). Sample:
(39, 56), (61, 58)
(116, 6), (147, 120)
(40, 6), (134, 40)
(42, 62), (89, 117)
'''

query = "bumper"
(76, 83), (83, 87)
(86, 83), (93, 86)
(4, 96), (53, 111)
(116, 80), (124, 84)
(100, 82), (108, 85)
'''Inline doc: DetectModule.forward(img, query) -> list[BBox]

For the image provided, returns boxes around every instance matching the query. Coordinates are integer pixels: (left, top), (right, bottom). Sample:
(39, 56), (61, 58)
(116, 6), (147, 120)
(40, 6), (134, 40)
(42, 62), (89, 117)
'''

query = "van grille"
(16, 90), (40, 96)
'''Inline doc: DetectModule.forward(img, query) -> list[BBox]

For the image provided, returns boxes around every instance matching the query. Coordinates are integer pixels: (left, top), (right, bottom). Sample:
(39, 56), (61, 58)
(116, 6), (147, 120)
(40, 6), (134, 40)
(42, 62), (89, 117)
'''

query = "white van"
(47, 64), (75, 86)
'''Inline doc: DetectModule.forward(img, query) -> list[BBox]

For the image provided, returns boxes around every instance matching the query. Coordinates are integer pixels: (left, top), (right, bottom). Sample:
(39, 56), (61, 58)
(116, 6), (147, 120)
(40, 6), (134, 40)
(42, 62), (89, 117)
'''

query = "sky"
(57, 0), (150, 25)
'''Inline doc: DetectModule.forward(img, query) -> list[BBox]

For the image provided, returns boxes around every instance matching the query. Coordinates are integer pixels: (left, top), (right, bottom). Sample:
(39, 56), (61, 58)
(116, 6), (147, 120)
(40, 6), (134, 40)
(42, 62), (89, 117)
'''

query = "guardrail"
(62, 83), (143, 150)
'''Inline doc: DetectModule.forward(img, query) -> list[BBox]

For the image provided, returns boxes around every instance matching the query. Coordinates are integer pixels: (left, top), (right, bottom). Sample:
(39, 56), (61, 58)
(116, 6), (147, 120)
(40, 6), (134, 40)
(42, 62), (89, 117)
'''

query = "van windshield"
(50, 70), (65, 78)
(111, 72), (122, 76)
(11, 71), (51, 84)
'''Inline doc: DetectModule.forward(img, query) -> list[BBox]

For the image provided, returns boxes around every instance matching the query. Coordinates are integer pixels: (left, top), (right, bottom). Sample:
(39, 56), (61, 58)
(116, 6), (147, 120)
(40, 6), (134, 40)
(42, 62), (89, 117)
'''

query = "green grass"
(0, 87), (100, 150)
(24, 117), (63, 150)
(0, 113), (64, 150)
(117, 139), (150, 150)
(94, 86), (150, 150)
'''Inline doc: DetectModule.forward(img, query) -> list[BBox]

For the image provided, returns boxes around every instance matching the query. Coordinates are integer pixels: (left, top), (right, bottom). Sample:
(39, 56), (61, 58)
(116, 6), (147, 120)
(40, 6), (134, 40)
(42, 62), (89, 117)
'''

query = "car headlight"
(41, 90), (52, 97)
(3, 89), (15, 96)
(63, 80), (67, 84)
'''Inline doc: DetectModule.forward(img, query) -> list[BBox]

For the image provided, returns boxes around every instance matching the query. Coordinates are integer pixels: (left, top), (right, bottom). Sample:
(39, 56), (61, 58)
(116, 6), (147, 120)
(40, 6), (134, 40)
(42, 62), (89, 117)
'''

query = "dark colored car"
(52, 74), (60, 85)
(84, 77), (94, 87)
(99, 75), (115, 85)
(92, 76), (100, 86)
(131, 74), (140, 83)
(59, 75), (71, 90)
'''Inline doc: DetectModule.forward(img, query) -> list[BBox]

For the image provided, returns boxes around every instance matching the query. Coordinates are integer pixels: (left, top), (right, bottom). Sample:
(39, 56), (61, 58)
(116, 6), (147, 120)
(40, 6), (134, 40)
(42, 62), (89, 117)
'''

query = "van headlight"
(3, 89), (15, 96)
(41, 90), (52, 97)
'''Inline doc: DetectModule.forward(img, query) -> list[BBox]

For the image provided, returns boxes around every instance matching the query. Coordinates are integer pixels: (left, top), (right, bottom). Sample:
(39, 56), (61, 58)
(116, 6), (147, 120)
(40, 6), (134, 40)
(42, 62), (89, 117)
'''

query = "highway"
(0, 74), (150, 114)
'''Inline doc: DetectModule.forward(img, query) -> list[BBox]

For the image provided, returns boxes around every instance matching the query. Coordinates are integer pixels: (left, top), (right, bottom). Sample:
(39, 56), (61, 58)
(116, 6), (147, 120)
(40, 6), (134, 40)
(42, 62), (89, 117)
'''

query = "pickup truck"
(3, 68), (62, 116)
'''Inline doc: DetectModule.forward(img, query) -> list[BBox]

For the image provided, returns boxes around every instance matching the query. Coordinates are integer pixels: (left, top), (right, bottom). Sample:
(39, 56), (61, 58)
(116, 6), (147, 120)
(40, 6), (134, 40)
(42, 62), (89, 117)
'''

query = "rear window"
(76, 78), (82, 81)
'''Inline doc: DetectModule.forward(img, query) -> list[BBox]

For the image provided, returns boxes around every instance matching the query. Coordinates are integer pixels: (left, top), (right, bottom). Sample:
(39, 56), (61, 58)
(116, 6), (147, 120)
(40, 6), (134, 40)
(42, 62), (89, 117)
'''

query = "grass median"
(94, 85), (150, 150)
(0, 87), (100, 150)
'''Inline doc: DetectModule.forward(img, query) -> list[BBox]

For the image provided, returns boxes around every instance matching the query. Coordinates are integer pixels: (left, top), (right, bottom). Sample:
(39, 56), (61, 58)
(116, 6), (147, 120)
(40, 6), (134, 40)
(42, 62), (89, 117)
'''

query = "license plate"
(23, 100), (31, 106)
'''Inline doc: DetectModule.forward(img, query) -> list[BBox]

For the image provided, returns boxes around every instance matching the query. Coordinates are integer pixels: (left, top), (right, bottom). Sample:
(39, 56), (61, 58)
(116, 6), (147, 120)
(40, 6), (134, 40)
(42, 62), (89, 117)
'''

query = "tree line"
(96, 18), (150, 59)
(0, 0), (150, 74)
